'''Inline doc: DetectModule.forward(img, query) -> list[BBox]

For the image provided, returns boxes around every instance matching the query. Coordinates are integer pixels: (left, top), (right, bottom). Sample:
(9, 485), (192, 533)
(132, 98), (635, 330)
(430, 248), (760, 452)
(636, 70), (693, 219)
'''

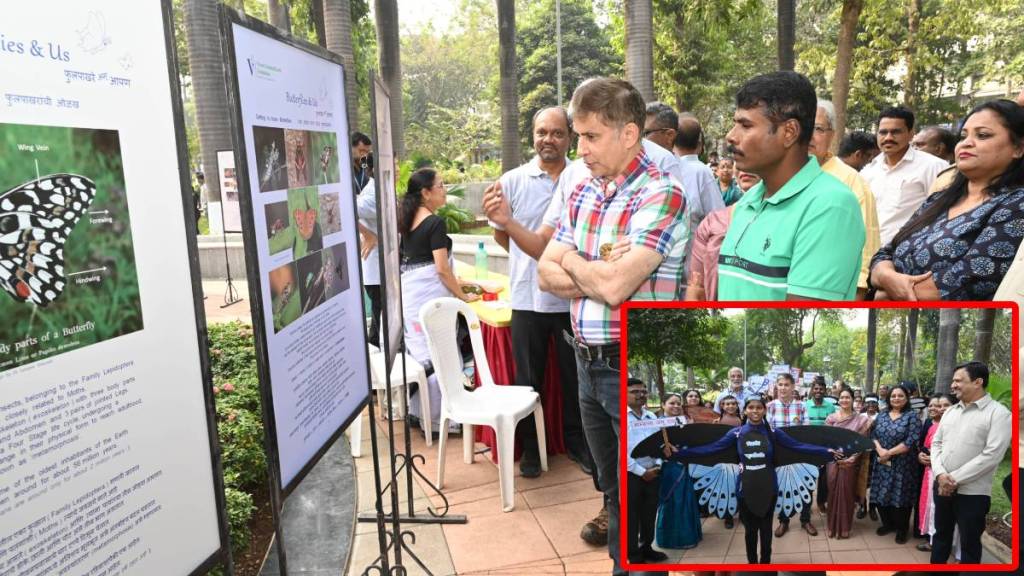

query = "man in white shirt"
(930, 361), (1012, 564)
(625, 378), (667, 564)
(485, 107), (591, 480)
(671, 114), (725, 261)
(860, 105), (948, 245)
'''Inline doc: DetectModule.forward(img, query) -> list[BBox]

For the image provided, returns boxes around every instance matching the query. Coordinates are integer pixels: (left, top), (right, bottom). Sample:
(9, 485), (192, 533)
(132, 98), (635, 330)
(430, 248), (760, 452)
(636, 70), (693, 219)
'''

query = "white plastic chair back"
(419, 297), (498, 410)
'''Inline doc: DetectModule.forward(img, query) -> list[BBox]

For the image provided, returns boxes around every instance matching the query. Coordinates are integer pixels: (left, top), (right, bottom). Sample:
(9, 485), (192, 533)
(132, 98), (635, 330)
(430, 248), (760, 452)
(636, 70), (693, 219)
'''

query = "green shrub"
(224, 484), (256, 553)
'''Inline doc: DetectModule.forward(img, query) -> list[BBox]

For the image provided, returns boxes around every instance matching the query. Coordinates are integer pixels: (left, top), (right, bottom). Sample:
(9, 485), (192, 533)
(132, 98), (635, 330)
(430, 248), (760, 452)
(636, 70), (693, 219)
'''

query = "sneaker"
(642, 548), (669, 562)
(580, 506), (608, 546)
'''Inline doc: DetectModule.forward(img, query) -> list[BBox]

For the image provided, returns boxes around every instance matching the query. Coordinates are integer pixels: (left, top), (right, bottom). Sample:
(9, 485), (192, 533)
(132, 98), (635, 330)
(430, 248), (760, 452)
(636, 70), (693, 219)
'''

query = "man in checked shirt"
(538, 77), (688, 576)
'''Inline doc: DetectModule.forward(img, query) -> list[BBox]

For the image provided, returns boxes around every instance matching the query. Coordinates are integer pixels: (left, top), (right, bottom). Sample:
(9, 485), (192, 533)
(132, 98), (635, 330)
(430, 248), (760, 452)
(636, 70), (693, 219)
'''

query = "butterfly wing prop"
(631, 422), (739, 465)
(774, 425), (874, 466)
(774, 462), (818, 518)
(0, 174), (96, 306)
(691, 463), (739, 518)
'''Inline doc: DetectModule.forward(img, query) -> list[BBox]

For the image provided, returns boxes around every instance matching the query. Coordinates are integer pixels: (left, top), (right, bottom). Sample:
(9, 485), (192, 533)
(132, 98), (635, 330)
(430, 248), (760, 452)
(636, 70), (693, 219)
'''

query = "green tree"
(627, 308), (728, 403)
(516, 0), (620, 142)
(744, 309), (844, 368)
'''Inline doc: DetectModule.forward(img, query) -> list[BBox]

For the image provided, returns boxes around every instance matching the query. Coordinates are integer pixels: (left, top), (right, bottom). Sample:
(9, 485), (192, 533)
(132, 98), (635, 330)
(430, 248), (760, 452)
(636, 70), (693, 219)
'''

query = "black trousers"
(365, 285), (382, 347)
(740, 497), (777, 564)
(510, 310), (585, 457)
(627, 472), (661, 558)
(878, 505), (911, 536)
(931, 492), (990, 564)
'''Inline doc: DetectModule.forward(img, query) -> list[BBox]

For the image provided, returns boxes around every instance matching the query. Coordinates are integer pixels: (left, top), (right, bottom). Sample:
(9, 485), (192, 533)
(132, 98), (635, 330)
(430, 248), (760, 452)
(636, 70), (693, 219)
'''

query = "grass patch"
(990, 457), (1013, 517)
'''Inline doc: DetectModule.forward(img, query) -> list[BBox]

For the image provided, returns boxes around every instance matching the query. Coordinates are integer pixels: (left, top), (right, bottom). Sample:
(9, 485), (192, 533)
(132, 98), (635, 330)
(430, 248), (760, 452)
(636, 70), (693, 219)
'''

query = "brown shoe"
(774, 522), (788, 537)
(580, 506), (608, 546)
(802, 522), (818, 536)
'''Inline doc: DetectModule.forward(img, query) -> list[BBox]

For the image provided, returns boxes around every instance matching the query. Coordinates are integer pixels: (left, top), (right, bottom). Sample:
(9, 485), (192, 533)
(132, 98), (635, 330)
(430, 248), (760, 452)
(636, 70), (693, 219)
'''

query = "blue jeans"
(575, 350), (666, 576)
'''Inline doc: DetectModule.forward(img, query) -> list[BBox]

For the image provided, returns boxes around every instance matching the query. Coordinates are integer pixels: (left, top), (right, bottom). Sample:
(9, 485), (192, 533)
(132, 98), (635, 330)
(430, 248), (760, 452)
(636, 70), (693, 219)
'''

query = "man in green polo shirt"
(805, 376), (836, 513)
(718, 71), (865, 301)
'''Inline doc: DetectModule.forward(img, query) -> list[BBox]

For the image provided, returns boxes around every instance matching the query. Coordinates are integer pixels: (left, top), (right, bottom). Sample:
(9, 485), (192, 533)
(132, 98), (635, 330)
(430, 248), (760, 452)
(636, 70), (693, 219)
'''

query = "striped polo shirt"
(717, 157), (865, 301)
(553, 149), (687, 344)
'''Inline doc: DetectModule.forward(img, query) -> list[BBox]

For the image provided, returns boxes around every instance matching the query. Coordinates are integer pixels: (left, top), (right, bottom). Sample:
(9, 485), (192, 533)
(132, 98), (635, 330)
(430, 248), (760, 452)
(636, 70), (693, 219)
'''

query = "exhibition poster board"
(0, 2), (229, 575)
(221, 10), (370, 494)
(217, 149), (242, 233)
(369, 74), (403, 369)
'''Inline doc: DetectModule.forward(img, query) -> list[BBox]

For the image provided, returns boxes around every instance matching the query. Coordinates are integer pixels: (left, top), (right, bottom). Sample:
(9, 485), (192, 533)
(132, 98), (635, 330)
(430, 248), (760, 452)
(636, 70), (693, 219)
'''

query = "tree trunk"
(865, 308), (877, 394)
(902, 308), (918, 380)
(777, 0), (796, 71)
(655, 362), (667, 406)
(934, 309), (961, 394)
(973, 309), (996, 364)
(903, 0), (921, 107)
(185, 0), (233, 206)
(686, 366), (695, 389)
(624, 0), (654, 101)
(324, 0), (359, 131)
(311, 0), (326, 47)
(831, 0), (863, 151)
(374, 0), (405, 157)
(896, 313), (906, 380)
(268, 0), (292, 32)
(497, 0), (521, 172)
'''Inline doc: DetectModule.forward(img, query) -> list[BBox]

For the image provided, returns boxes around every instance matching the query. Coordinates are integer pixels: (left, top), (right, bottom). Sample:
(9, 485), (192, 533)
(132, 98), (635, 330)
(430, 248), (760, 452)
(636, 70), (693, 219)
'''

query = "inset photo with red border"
(619, 301), (1018, 573)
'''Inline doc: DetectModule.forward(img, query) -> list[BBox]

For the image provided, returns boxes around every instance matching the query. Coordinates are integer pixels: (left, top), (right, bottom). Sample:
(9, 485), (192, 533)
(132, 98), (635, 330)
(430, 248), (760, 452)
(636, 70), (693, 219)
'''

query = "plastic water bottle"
(475, 241), (488, 279)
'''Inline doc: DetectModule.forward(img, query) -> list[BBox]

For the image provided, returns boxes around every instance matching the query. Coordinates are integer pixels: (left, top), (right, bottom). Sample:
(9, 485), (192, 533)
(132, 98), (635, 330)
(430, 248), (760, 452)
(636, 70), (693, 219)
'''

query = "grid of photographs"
(252, 125), (347, 333)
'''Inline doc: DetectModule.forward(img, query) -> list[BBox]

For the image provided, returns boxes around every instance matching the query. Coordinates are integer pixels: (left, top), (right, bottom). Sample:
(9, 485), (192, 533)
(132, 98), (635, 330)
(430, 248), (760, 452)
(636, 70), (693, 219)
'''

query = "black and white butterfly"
(0, 174), (96, 306)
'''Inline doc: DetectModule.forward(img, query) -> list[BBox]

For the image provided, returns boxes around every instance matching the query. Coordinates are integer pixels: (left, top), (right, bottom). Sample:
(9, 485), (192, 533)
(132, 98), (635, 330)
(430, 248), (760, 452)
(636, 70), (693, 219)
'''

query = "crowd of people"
(352, 71), (1021, 576)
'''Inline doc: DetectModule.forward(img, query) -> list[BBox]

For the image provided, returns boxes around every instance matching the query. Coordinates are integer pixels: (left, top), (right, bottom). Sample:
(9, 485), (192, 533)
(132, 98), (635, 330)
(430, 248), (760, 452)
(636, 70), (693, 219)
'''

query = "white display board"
(0, 3), (226, 576)
(217, 149), (242, 233)
(370, 75), (403, 368)
(224, 16), (369, 492)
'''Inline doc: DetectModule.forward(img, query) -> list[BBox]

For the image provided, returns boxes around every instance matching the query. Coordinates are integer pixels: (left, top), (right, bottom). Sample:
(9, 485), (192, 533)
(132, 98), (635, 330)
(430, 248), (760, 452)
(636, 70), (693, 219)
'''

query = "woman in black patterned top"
(869, 99), (1024, 300)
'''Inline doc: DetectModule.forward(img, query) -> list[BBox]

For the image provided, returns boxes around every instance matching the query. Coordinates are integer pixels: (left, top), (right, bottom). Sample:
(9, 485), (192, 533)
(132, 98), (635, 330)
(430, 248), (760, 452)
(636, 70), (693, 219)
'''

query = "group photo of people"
(623, 307), (1014, 569)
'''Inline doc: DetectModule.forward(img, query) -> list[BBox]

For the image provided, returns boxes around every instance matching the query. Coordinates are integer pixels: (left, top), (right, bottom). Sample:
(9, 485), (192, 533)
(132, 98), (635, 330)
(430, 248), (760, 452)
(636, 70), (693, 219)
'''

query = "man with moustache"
(930, 361), (1011, 564)
(809, 100), (880, 299)
(716, 71), (865, 301)
(538, 77), (686, 576)
(861, 106), (948, 245)
(484, 100), (691, 551)
(483, 106), (593, 479)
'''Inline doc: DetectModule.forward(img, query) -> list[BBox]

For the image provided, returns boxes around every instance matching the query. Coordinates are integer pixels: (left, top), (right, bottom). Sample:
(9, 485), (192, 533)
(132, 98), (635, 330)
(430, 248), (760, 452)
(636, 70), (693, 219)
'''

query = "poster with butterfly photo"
(0, 122), (142, 371)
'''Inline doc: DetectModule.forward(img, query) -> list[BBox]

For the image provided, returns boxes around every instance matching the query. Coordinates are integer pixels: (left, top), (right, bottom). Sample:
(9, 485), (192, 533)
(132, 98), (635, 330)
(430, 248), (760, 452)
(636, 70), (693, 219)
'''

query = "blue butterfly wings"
(0, 174), (96, 306)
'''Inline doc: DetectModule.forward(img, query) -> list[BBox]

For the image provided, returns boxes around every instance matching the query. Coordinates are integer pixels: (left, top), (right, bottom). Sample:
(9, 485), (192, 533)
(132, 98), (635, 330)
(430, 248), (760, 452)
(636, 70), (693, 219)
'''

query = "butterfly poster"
(0, 123), (142, 371)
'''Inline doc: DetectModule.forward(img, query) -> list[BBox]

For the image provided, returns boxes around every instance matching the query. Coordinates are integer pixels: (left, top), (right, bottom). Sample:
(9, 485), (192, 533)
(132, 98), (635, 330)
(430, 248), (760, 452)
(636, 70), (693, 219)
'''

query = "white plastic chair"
(419, 297), (546, 512)
(368, 344), (432, 446)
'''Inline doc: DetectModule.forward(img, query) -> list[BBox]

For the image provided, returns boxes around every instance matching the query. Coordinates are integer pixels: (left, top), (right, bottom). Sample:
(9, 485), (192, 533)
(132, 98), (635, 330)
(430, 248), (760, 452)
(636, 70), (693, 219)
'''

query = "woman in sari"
(655, 393), (703, 549)
(825, 387), (873, 538)
(917, 393), (954, 552)
(398, 168), (479, 432)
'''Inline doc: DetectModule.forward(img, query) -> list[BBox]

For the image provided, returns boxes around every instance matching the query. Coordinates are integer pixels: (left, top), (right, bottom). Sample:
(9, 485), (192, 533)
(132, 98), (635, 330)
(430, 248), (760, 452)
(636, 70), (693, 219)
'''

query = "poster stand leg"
(358, 318), (467, 576)
(216, 186), (243, 309)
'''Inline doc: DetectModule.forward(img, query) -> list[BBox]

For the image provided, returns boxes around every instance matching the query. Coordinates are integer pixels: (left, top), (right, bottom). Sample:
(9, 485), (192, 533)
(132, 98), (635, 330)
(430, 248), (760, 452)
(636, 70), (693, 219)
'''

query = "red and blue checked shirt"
(766, 398), (809, 428)
(552, 149), (688, 345)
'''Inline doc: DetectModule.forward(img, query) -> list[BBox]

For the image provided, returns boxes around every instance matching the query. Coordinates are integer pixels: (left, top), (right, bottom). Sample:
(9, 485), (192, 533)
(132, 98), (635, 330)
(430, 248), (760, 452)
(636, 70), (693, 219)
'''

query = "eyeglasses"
(643, 127), (672, 137)
(813, 125), (833, 134)
(877, 128), (906, 137)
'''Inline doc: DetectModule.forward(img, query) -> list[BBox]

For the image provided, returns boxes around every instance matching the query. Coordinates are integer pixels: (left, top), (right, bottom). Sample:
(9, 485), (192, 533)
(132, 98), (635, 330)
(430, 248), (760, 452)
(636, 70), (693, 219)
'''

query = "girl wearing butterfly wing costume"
(672, 396), (843, 564)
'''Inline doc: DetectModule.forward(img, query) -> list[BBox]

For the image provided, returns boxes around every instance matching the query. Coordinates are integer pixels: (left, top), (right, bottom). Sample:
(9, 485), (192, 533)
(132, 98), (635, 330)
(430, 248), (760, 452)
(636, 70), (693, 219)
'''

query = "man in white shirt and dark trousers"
(625, 378), (667, 564)
(860, 105), (948, 245)
(486, 106), (593, 478)
(930, 361), (1012, 564)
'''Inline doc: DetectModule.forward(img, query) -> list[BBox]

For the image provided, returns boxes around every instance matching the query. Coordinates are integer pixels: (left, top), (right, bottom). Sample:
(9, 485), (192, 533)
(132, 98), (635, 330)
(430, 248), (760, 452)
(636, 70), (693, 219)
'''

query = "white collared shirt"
(930, 393), (1012, 496)
(356, 178), (380, 285)
(626, 406), (662, 477)
(491, 157), (570, 313)
(860, 147), (949, 245)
